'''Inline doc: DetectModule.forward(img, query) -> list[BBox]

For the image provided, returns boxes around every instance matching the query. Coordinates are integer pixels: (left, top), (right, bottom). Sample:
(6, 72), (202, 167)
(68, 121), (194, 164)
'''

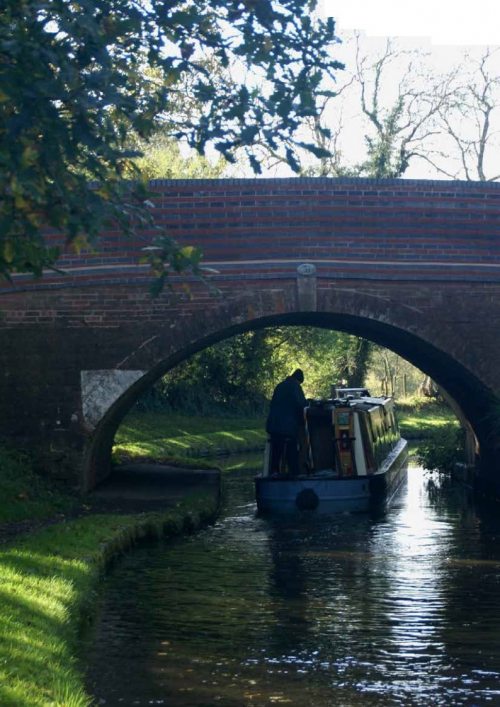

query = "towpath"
(0, 465), (221, 544)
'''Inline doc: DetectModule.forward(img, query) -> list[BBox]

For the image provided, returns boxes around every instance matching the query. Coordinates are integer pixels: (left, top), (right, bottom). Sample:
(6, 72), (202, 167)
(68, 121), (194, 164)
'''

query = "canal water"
(85, 461), (500, 707)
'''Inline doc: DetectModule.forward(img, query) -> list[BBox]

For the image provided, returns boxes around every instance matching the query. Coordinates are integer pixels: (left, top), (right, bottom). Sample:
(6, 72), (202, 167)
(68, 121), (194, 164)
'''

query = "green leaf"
(0, 0), (343, 279)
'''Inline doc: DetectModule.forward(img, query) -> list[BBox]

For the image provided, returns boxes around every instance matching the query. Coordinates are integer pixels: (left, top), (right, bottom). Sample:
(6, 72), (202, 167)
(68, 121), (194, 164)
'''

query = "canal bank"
(0, 465), (221, 707)
(0, 401), (462, 706)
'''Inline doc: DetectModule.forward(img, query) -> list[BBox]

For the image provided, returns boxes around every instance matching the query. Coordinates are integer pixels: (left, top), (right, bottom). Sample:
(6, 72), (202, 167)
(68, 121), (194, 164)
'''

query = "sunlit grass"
(398, 408), (458, 439)
(114, 412), (267, 460)
(0, 494), (217, 707)
(0, 543), (95, 707)
(115, 406), (457, 465)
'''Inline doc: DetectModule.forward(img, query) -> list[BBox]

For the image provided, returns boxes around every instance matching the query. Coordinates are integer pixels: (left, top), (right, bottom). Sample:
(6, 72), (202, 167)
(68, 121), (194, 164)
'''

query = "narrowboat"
(255, 388), (408, 514)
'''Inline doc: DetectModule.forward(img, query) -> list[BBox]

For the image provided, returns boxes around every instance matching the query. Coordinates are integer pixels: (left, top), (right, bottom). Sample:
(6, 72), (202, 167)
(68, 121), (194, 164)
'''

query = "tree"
(138, 326), (374, 416)
(270, 326), (374, 394)
(295, 38), (460, 385)
(366, 346), (427, 399)
(0, 0), (342, 281)
(129, 131), (227, 181)
(139, 329), (278, 416)
(300, 36), (455, 180)
(424, 48), (500, 181)
(264, 326), (352, 397)
(352, 37), (456, 179)
(334, 337), (371, 388)
(300, 37), (500, 185)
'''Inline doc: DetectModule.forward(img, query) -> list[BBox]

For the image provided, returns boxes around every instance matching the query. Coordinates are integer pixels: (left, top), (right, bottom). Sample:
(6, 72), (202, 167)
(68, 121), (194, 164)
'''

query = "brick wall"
(3, 176), (500, 303)
(1, 177), (500, 492)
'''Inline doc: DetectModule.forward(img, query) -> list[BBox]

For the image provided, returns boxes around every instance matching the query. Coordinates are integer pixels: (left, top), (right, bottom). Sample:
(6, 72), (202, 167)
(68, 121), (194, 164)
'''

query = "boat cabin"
(258, 391), (408, 513)
(263, 392), (401, 479)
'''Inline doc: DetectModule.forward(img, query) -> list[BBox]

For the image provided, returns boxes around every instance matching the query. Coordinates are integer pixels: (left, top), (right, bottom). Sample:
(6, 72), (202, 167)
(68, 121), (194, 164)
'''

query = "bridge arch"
(85, 303), (490, 494)
(1, 177), (500, 496)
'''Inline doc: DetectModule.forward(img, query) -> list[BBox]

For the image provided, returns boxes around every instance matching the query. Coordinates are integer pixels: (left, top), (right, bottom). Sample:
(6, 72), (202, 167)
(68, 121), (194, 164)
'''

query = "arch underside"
(2, 177), (500, 491)
(86, 309), (494, 492)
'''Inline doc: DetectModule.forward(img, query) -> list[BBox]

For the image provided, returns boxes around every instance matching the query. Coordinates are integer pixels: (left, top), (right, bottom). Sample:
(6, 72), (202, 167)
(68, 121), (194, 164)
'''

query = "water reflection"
(85, 464), (500, 706)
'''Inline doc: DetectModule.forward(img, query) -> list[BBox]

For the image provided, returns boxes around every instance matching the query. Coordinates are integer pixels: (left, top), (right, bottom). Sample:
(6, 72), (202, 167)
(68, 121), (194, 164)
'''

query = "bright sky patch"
(323, 0), (500, 46)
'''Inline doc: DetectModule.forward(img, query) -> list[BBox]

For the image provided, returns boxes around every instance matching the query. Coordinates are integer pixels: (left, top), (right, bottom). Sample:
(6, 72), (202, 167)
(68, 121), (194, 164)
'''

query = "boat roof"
(347, 396), (394, 411)
(307, 395), (394, 412)
(334, 387), (370, 398)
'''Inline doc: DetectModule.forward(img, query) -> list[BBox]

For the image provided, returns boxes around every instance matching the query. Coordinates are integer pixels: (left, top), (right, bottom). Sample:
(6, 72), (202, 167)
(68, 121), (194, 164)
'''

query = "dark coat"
(266, 376), (306, 437)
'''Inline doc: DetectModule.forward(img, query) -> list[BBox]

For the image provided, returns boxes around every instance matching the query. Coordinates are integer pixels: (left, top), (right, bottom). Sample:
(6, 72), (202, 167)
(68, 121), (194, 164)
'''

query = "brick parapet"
(2, 177), (500, 490)
(2, 177), (500, 300)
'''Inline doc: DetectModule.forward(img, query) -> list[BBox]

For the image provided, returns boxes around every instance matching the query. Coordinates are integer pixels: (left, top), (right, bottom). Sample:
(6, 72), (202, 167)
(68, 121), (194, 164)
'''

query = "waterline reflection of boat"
(255, 389), (408, 514)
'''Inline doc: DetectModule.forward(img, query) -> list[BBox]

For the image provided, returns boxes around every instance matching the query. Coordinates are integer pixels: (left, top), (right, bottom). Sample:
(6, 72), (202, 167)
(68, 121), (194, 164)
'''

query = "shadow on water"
(84, 461), (500, 707)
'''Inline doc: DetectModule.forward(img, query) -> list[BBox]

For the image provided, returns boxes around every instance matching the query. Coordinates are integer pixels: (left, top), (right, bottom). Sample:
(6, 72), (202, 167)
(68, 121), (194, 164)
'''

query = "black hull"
(256, 439), (408, 514)
(368, 439), (408, 508)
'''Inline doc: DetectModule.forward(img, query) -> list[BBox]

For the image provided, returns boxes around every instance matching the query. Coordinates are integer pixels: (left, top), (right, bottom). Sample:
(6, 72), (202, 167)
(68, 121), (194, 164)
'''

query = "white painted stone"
(297, 263), (316, 276)
(81, 370), (145, 429)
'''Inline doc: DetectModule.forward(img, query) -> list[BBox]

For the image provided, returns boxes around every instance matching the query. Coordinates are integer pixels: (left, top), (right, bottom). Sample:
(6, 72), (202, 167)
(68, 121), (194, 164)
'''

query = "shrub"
(0, 441), (76, 521)
(396, 395), (449, 414)
(415, 424), (466, 474)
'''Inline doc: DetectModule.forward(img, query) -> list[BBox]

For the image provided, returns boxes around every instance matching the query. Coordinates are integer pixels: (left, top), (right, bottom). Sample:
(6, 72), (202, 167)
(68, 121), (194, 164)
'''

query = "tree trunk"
(419, 375), (437, 397)
(347, 339), (373, 387)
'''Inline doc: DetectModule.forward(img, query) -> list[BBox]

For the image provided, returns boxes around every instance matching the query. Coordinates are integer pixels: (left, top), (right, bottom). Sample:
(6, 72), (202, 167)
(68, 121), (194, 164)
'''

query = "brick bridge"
(1, 177), (500, 495)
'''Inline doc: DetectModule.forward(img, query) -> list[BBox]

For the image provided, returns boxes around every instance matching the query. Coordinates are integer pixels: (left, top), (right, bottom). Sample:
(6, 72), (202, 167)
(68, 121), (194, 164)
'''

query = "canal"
(85, 460), (500, 706)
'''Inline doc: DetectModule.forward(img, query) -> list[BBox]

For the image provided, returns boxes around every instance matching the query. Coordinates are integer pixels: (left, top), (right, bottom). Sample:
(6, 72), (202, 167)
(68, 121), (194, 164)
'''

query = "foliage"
(267, 326), (376, 395)
(128, 131), (228, 181)
(134, 327), (374, 416)
(339, 337), (372, 387)
(138, 329), (276, 415)
(366, 348), (428, 398)
(416, 424), (466, 474)
(0, 0), (341, 282)
(0, 443), (76, 522)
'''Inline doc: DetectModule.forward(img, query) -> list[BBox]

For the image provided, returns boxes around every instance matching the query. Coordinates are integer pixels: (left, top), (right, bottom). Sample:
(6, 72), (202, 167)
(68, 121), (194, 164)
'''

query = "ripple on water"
(85, 466), (500, 707)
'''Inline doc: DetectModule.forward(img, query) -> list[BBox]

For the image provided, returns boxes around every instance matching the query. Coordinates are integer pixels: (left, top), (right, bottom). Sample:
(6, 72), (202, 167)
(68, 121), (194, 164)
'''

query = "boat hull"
(255, 438), (408, 514)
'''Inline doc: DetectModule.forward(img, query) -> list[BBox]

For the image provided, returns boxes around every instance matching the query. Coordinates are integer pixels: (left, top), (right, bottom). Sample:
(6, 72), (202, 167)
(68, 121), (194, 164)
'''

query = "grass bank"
(114, 412), (267, 461)
(0, 494), (218, 707)
(0, 445), (219, 707)
(397, 404), (458, 440)
(114, 402), (457, 464)
(0, 444), (78, 523)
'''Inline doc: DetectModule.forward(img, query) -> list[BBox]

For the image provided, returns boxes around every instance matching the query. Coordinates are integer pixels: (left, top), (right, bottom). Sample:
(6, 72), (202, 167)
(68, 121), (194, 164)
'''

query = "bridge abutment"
(1, 177), (500, 494)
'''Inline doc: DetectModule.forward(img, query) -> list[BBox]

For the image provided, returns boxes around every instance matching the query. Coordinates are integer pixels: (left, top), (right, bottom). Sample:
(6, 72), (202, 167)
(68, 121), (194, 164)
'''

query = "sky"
(233, 1), (500, 180)
(275, 0), (500, 181)
(322, 0), (500, 47)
